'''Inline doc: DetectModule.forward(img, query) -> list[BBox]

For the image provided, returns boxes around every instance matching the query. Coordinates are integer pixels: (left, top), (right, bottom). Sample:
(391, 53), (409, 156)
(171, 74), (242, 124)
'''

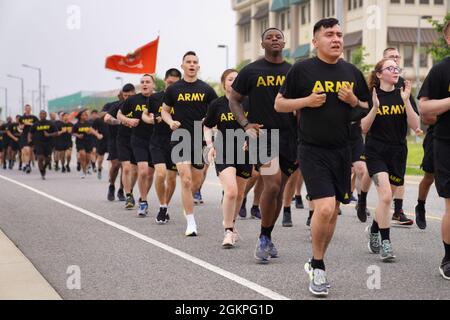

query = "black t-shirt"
(73, 121), (94, 144)
(163, 79), (218, 135)
(19, 114), (39, 136)
(120, 93), (156, 140)
(0, 123), (7, 142)
(150, 91), (173, 146)
(418, 57), (450, 141)
(281, 57), (371, 149)
(232, 59), (294, 131)
(30, 120), (57, 144)
(107, 101), (131, 140)
(7, 122), (21, 139)
(367, 88), (417, 145)
(103, 101), (121, 140)
(92, 118), (109, 141)
(58, 122), (74, 144)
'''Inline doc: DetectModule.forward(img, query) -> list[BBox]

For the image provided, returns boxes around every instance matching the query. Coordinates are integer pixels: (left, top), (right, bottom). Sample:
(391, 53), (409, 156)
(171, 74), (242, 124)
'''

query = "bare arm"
(104, 113), (121, 126)
(421, 113), (437, 126)
(420, 97), (450, 117)
(161, 104), (180, 130)
(229, 89), (248, 128)
(361, 90), (379, 135)
(6, 130), (18, 141)
(405, 99), (420, 132)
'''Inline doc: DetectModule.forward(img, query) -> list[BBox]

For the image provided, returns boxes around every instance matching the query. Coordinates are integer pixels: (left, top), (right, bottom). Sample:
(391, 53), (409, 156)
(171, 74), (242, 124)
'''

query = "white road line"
(0, 174), (289, 301)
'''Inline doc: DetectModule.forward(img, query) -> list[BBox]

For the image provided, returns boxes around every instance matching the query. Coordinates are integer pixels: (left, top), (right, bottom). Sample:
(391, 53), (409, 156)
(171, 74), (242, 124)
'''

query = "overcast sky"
(0, 0), (236, 116)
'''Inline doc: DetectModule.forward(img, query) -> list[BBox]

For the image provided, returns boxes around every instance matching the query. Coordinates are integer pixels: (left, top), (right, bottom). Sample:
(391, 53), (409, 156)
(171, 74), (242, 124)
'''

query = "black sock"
(225, 227), (234, 233)
(252, 205), (259, 210)
(394, 199), (403, 214)
(371, 220), (379, 234)
(295, 195), (302, 202)
(241, 197), (247, 209)
(311, 258), (326, 271)
(308, 210), (314, 219)
(284, 206), (291, 213)
(380, 228), (390, 242)
(260, 226), (272, 239)
(417, 200), (426, 210)
(444, 242), (450, 262)
(359, 191), (368, 206)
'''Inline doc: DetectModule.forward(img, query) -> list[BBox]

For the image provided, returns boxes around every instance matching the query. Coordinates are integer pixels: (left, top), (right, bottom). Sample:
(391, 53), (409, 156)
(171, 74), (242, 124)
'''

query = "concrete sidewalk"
(0, 229), (61, 300)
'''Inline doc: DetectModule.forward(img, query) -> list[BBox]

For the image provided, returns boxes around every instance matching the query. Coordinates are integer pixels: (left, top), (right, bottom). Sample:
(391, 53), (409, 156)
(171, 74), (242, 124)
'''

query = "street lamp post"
(22, 64), (42, 111)
(115, 76), (124, 88)
(28, 90), (37, 113)
(7, 74), (24, 113)
(43, 85), (49, 112)
(416, 15), (432, 92)
(218, 45), (229, 69)
(0, 87), (7, 119)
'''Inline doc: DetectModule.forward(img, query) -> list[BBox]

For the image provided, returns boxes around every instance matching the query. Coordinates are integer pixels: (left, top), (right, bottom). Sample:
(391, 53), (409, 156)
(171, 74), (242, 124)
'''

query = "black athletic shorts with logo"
(421, 132), (434, 174)
(76, 140), (94, 153)
(365, 138), (407, 187)
(19, 135), (32, 149)
(131, 136), (153, 167)
(434, 139), (450, 198)
(34, 142), (53, 157)
(9, 139), (19, 151)
(252, 129), (298, 177)
(150, 142), (177, 172)
(107, 139), (118, 161)
(117, 136), (136, 165)
(350, 136), (365, 163)
(299, 143), (352, 204)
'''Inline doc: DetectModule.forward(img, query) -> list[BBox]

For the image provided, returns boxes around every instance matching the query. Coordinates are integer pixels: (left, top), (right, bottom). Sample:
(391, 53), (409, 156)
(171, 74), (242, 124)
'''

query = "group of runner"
(1, 17), (449, 297)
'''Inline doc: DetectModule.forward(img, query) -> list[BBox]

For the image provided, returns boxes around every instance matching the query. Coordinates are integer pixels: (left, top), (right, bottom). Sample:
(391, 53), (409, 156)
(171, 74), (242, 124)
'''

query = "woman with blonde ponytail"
(361, 58), (421, 262)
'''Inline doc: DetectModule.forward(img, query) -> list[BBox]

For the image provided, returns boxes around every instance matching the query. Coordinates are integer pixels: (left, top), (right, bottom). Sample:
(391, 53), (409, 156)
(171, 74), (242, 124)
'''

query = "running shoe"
(392, 210), (414, 226)
(117, 189), (126, 202)
(254, 236), (271, 262)
(156, 207), (170, 224)
(185, 223), (198, 237)
(76, 162), (81, 172)
(54, 164), (59, 171)
(304, 260), (329, 297)
(365, 225), (381, 254)
(415, 205), (427, 230)
(25, 165), (31, 174)
(107, 185), (115, 202)
(193, 191), (200, 205)
(250, 206), (261, 219)
(137, 200), (148, 217)
(222, 230), (235, 249)
(97, 170), (102, 180)
(66, 165), (71, 173)
(380, 240), (396, 262)
(282, 210), (293, 227)
(440, 260), (450, 280)
(61, 166), (66, 173)
(268, 239), (279, 258)
(125, 194), (135, 210)
(238, 205), (247, 219)
(350, 193), (358, 203)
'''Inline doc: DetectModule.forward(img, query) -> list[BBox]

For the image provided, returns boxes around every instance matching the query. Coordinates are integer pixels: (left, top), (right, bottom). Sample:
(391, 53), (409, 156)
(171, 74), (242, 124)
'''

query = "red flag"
(105, 37), (159, 74)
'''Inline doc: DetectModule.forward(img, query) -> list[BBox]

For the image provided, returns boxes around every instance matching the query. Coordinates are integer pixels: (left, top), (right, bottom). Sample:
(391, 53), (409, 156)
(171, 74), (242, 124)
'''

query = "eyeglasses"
(387, 55), (402, 60)
(381, 66), (402, 74)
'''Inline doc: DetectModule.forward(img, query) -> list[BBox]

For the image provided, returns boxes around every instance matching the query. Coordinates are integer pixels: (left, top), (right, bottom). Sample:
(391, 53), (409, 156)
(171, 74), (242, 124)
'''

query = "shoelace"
(313, 270), (328, 286)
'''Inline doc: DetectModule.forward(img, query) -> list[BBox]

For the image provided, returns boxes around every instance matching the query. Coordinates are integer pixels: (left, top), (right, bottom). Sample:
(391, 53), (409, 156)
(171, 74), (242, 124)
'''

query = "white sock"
(186, 214), (196, 227)
(160, 204), (167, 208)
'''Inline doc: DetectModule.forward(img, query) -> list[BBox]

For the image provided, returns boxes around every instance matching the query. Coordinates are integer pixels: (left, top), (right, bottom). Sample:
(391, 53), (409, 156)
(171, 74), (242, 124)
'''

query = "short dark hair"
(142, 74), (155, 83)
(183, 51), (197, 61)
(383, 47), (399, 56)
(261, 27), (284, 41)
(313, 18), (340, 35)
(91, 110), (98, 114)
(165, 68), (182, 80)
(122, 83), (135, 93)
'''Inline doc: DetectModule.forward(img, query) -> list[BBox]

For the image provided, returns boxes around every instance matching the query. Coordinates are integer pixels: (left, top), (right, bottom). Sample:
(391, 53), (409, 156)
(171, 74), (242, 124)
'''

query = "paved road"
(0, 164), (448, 300)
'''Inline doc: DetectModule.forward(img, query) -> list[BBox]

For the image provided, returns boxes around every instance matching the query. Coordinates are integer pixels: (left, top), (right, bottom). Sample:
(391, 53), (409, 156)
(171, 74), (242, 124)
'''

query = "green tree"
(236, 59), (251, 72)
(428, 13), (450, 63)
(155, 76), (165, 92)
(351, 46), (373, 76)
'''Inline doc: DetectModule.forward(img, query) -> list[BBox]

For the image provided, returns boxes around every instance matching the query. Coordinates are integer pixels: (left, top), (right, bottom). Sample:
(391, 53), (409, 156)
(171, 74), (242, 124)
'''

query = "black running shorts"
(150, 143), (177, 171)
(299, 143), (352, 204)
(131, 135), (153, 166)
(434, 139), (450, 199)
(421, 132), (434, 174)
(117, 136), (136, 164)
(365, 138), (407, 187)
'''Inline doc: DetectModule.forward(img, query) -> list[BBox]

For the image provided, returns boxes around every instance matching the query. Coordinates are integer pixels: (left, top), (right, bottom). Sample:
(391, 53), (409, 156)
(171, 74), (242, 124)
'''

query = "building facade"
(232, 0), (449, 82)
